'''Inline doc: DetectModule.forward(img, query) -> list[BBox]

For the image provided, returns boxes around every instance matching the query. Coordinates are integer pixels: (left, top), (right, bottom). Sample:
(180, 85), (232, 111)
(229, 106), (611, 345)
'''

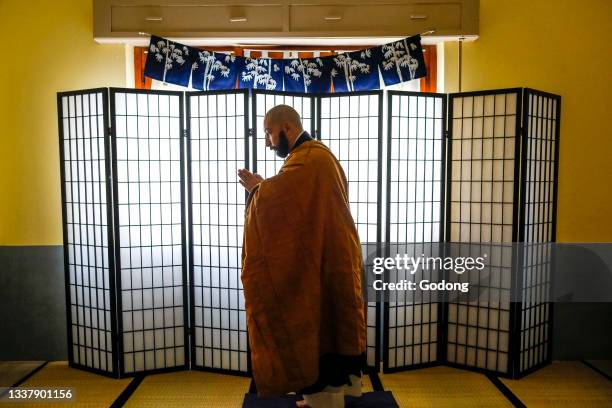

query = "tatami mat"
(124, 369), (250, 408)
(0, 361), (131, 407)
(1, 360), (610, 407)
(500, 361), (612, 407)
(379, 366), (513, 407)
(361, 372), (375, 393)
(0, 361), (46, 387)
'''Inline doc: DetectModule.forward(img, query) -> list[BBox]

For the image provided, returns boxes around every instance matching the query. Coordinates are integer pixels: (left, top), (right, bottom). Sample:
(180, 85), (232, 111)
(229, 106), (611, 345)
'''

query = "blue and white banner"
(144, 35), (193, 87)
(330, 48), (380, 92)
(191, 51), (244, 91)
(144, 34), (427, 93)
(238, 57), (284, 91)
(376, 36), (428, 87)
(283, 57), (332, 93)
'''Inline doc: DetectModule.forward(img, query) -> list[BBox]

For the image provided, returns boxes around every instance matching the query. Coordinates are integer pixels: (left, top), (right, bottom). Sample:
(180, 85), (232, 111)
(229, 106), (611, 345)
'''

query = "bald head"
(264, 104), (303, 130)
(263, 105), (305, 158)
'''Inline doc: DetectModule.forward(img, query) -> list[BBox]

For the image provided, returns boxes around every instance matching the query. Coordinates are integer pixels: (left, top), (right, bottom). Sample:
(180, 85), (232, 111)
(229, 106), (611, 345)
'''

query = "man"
(237, 105), (367, 407)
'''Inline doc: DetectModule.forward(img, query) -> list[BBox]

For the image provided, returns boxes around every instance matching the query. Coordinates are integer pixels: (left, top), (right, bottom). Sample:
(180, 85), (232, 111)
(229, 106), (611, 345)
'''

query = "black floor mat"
(242, 391), (398, 407)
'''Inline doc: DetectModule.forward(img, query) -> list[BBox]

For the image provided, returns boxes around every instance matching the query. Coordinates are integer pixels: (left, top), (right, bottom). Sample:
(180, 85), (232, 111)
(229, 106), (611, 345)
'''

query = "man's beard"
(274, 130), (290, 158)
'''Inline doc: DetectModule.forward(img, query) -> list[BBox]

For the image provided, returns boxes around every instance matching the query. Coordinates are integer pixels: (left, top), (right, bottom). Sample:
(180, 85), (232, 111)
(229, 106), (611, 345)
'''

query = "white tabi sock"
(344, 374), (363, 397)
(302, 385), (344, 408)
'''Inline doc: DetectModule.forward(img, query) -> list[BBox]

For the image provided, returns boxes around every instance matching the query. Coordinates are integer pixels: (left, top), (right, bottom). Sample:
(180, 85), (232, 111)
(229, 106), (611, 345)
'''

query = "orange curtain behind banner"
(134, 47), (151, 89)
(135, 44), (436, 92)
(420, 45), (437, 93)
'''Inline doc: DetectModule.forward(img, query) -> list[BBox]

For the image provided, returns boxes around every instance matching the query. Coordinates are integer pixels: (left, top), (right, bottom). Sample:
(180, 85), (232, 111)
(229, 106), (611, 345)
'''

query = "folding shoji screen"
(445, 88), (559, 378)
(58, 89), (118, 376)
(251, 90), (315, 178)
(59, 87), (190, 378)
(110, 89), (189, 375)
(317, 91), (383, 370)
(187, 90), (250, 375)
(383, 91), (446, 372)
(59, 86), (559, 379)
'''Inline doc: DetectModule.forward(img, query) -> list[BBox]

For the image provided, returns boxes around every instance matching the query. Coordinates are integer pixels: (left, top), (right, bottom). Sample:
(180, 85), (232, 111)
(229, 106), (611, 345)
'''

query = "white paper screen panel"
(111, 90), (187, 374)
(449, 92), (519, 243)
(253, 91), (314, 179)
(59, 90), (116, 375)
(385, 92), (445, 370)
(188, 91), (249, 373)
(318, 92), (382, 368)
(522, 93), (559, 243)
(446, 90), (521, 374)
(445, 246), (513, 373)
(519, 243), (551, 373)
(518, 91), (559, 373)
(388, 93), (445, 243)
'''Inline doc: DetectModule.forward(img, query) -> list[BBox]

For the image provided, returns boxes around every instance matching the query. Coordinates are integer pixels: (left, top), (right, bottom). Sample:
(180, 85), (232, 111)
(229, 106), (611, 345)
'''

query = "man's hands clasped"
(238, 169), (264, 193)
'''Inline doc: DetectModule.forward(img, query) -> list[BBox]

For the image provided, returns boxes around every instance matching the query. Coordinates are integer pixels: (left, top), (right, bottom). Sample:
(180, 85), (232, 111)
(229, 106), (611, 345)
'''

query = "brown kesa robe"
(241, 139), (367, 397)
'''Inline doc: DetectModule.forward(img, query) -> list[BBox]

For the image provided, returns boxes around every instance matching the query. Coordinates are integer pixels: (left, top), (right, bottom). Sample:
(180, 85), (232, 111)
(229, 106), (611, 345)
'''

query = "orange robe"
(241, 139), (367, 397)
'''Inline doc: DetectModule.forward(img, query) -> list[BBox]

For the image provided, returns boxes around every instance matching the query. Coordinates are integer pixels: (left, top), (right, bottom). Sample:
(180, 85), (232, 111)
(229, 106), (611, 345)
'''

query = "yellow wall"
(444, 0), (612, 242)
(1, 0), (610, 245)
(0, 0), (125, 245)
